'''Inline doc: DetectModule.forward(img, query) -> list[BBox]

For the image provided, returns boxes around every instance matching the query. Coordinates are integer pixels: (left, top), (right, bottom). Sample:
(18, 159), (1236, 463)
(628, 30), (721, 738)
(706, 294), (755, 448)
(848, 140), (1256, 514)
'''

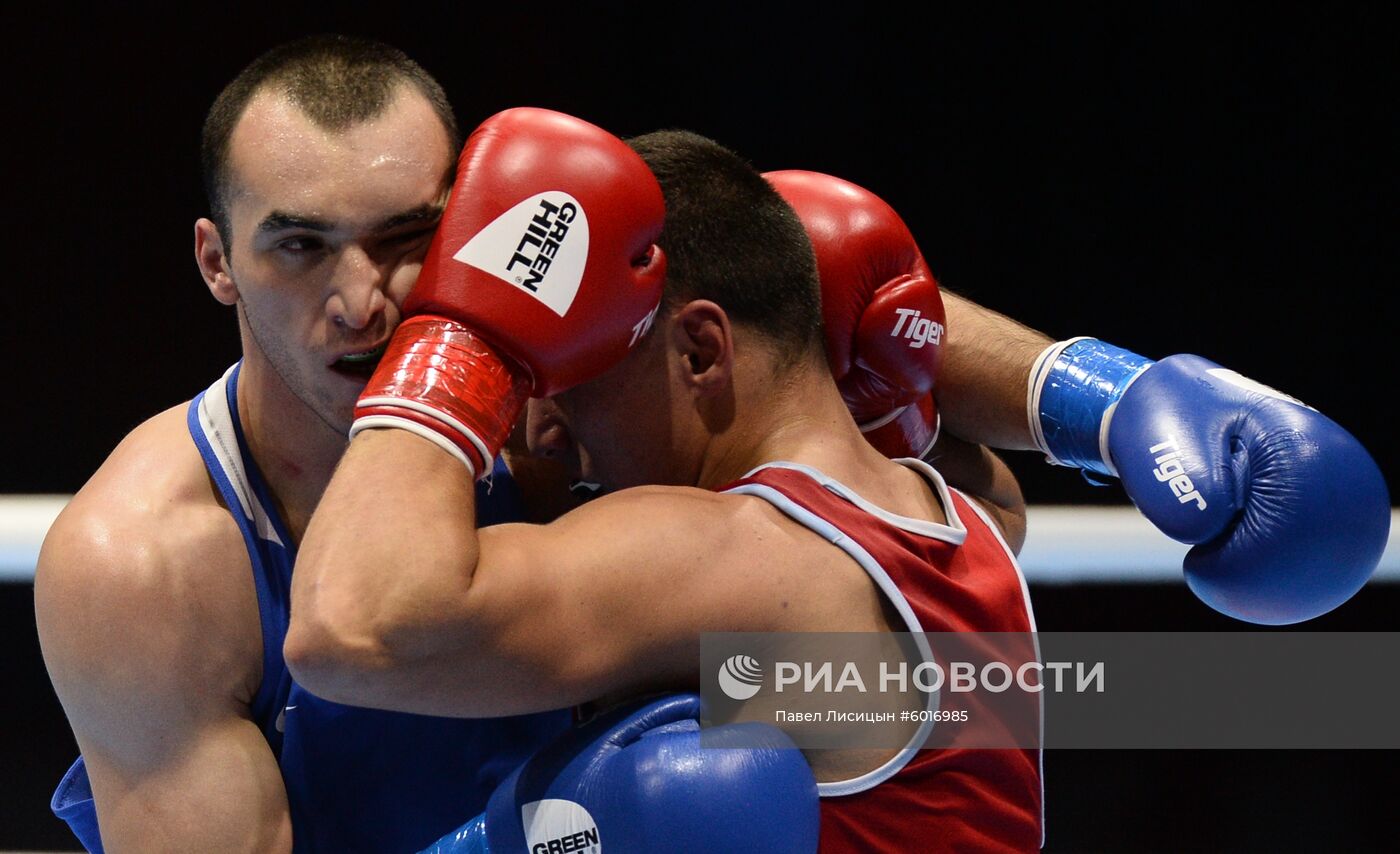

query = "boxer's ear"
(673, 299), (733, 398)
(194, 218), (238, 306)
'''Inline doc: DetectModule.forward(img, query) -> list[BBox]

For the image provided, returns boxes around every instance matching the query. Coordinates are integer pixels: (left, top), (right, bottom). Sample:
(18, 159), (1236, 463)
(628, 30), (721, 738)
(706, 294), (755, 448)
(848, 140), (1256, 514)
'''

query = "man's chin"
(318, 398), (357, 440)
(323, 377), (369, 433)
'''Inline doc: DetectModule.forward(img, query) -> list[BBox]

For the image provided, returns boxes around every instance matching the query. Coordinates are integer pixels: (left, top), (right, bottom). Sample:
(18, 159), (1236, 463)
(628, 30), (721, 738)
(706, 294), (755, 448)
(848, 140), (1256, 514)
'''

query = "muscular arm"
(938, 290), (1054, 450)
(287, 431), (833, 718)
(35, 500), (292, 853)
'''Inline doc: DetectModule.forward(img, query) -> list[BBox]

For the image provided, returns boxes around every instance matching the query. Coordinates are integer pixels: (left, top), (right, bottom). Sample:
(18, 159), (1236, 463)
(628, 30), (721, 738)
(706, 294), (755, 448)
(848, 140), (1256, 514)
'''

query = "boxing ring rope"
(3, 496), (70, 583)
(3, 495), (1398, 584)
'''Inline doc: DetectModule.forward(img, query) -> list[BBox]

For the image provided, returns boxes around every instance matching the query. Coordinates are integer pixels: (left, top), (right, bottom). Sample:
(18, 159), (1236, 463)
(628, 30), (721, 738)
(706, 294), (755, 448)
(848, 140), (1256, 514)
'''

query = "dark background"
(3, 5), (1395, 851)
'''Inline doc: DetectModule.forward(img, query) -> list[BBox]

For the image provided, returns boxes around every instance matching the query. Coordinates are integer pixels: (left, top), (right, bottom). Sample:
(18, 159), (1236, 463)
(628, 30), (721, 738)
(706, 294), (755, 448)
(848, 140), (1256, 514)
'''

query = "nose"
(327, 244), (389, 331)
(525, 398), (572, 462)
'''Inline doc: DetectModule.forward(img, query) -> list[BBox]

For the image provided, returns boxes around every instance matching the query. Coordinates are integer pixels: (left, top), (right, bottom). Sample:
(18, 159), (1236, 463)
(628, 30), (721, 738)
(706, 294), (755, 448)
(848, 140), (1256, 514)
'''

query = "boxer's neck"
(235, 354), (348, 545)
(694, 359), (874, 491)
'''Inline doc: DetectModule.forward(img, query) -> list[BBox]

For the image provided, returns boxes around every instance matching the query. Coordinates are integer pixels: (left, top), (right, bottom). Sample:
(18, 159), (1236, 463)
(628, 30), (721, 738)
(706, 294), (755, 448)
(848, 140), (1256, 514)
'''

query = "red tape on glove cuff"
(355, 315), (529, 477)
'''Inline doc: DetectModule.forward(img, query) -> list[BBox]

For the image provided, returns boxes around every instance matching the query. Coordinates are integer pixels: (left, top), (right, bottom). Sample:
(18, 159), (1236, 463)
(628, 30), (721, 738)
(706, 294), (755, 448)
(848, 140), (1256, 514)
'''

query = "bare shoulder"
(495, 484), (881, 632)
(512, 484), (791, 556)
(35, 404), (262, 749)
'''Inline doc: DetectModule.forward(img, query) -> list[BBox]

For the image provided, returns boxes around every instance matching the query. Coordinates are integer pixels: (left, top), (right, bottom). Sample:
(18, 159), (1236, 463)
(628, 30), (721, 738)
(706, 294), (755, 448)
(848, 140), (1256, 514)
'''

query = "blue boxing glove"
(419, 693), (818, 854)
(1030, 337), (1390, 625)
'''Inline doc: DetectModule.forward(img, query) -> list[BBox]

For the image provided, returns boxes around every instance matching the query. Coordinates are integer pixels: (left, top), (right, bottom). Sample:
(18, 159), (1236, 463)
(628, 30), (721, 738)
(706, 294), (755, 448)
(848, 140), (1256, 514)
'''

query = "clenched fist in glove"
(767, 170), (944, 460)
(353, 108), (667, 477)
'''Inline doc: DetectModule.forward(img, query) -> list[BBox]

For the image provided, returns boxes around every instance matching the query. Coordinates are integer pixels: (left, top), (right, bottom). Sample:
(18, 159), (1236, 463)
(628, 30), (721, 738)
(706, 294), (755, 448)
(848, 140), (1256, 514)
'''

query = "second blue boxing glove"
(1031, 338), (1389, 625)
(419, 693), (819, 854)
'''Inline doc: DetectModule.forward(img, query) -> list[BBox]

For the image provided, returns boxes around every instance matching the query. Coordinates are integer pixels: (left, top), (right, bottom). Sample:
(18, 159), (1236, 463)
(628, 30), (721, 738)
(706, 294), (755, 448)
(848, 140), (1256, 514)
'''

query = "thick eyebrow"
(374, 203), (445, 232)
(254, 203), (445, 237)
(256, 212), (334, 235)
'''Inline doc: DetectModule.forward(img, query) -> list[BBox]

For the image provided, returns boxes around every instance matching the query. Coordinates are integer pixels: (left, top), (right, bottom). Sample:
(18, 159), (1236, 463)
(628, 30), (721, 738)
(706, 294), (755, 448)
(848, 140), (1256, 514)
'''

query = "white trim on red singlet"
(952, 489), (1046, 847)
(723, 458), (970, 797)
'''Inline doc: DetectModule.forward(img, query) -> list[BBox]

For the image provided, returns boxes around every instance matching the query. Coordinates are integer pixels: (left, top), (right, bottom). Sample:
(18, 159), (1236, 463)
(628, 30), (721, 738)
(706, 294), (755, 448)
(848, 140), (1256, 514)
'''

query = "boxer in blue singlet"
(35, 37), (571, 852)
(48, 364), (567, 852)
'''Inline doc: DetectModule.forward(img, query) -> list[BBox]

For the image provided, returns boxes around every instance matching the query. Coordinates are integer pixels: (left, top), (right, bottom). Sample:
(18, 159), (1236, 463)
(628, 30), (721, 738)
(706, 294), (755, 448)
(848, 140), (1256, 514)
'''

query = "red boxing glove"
(766, 170), (945, 459)
(354, 108), (667, 477)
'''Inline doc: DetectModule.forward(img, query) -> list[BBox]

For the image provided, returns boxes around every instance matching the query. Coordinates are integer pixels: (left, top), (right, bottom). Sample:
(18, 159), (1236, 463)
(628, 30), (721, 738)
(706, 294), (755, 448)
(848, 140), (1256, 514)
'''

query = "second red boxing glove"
(766, 170), (945, 459)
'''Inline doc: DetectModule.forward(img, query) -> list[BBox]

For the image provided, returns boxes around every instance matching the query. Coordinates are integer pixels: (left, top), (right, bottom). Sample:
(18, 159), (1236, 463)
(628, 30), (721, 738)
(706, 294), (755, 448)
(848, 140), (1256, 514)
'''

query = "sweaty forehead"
(225, 86), (453, 227)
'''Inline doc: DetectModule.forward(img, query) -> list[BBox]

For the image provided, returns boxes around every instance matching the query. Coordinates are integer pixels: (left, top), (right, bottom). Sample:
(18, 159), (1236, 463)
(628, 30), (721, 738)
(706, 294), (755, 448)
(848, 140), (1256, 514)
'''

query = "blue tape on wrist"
(1036, 339), (1154, 477)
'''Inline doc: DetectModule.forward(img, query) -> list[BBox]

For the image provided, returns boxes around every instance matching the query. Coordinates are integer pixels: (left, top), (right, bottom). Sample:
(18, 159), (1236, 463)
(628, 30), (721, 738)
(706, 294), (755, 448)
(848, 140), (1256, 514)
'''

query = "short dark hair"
(626, 130), (824, 367)
(201, 34), (461, 242)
